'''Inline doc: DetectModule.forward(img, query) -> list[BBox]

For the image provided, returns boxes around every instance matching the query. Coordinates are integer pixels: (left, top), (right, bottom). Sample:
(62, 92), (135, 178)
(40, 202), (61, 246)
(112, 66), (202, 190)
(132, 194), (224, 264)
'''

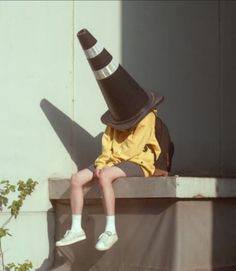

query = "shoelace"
(99, 231), (113, 242)
(64, 230), (70, 237)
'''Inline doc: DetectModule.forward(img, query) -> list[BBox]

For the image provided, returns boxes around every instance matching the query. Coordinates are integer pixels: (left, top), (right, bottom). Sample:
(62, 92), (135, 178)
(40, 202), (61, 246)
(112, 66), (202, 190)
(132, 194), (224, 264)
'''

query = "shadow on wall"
(50, 200), (105, 271)
(35, 209), (55, 271)
(121, 2), (236, 270)
(39, 99), (103, 270)
(211, 197), (236, 270)
(121, 1), (225, 177)
(212, 2), (236, 270)
(51, 199), (177, 271)
(40, 99), (102, 170)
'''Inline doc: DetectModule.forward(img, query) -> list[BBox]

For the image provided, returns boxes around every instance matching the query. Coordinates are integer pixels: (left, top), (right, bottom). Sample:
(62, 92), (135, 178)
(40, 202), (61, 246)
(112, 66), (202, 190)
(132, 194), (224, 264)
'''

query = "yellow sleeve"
(94, 126), (113, 169)
(114, 112), (155, 160)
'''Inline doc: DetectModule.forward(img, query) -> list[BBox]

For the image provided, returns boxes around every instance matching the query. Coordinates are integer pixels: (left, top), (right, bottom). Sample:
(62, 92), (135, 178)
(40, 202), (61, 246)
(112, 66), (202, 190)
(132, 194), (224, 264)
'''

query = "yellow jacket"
(95, 111), (161, 176)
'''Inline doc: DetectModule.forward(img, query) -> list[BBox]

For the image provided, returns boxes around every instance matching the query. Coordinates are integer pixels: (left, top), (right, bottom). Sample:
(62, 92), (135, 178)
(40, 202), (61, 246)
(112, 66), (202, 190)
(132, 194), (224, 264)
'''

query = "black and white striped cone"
(77, 28), (163, 130)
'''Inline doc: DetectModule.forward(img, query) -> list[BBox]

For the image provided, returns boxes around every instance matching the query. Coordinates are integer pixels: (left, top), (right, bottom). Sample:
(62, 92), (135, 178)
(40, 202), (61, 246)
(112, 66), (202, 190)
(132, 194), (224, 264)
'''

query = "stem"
(0, 238), (5, 271)
(1, 216), (13, 229)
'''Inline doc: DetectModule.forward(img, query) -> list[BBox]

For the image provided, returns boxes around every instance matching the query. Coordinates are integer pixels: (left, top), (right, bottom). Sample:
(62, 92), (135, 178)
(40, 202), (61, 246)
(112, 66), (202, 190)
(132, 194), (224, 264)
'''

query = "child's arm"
(95, 126), (113, 169)
(114, 112), (155, 160)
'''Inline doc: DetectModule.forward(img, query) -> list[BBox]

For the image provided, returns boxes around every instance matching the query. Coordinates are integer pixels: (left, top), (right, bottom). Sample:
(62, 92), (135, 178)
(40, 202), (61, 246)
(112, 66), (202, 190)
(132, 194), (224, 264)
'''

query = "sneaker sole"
(56, 235), (86, 247)
(95, 237), (118, 251)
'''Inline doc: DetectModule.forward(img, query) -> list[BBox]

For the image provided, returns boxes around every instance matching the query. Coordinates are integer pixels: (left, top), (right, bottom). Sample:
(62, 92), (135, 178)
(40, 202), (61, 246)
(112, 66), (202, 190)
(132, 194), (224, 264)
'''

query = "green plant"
(0, 179), (38, 271)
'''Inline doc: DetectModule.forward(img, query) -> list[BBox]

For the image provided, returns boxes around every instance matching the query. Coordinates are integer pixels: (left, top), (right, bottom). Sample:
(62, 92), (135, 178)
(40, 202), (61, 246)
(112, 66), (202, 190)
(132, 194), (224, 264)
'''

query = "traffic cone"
(77, 28), (163, 130)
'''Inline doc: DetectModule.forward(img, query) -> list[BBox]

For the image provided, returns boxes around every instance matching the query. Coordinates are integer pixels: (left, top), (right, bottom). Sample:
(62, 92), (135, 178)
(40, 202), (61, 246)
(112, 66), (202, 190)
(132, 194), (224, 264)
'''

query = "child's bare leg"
(70, 168), (94, 214)
(56, 168), (93, 247)
(98, 166), (126, 215)
(95, 166), (126, 251)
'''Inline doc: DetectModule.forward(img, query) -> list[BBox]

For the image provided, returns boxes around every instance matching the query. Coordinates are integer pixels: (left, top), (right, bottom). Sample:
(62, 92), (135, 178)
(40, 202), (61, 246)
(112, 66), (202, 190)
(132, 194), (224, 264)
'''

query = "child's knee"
(98, 170), (113, 187)
(70, 172), (83, 188)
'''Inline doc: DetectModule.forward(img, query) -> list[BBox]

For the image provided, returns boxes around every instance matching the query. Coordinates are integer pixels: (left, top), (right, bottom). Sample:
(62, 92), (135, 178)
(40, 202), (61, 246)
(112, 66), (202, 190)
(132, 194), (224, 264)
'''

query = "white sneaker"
(56, 230), (86, 247)
(95, 231), (118, 251)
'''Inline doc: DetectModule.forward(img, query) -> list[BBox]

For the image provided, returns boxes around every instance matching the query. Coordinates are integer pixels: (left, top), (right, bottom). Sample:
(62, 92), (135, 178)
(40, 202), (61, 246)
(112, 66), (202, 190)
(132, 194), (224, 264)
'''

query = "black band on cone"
(88, 49), (112, 71)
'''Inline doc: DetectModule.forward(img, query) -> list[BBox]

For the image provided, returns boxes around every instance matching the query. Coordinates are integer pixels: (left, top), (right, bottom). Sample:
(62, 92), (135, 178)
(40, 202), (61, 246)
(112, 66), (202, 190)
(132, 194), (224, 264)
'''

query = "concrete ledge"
(49, 176), (236, 199)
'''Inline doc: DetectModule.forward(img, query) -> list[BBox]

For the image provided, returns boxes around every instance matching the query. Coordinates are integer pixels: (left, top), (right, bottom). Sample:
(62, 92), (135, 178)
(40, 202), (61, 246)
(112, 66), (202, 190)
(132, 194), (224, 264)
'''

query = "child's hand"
(94, 169), (101, 178)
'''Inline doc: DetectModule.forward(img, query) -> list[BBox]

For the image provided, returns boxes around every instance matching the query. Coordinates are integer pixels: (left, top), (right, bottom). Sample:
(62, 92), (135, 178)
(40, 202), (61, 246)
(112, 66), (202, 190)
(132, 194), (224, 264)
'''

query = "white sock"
(70, 214), (82, 232)
(105, 215), (116, 234)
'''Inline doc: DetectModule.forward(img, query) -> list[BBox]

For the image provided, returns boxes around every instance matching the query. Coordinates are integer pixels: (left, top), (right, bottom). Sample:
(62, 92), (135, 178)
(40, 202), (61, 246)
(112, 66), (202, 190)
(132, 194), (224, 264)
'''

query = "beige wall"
(0, 1), (122, 269)
(74, 1), (121, 136)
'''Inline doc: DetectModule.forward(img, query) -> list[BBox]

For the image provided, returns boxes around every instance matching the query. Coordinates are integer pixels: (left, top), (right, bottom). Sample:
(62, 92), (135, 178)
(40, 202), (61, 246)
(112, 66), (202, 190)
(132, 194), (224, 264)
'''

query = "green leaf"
(1, 178), (37, 271)
(0, 227), (12, 238)
(7, 260), (33, 271)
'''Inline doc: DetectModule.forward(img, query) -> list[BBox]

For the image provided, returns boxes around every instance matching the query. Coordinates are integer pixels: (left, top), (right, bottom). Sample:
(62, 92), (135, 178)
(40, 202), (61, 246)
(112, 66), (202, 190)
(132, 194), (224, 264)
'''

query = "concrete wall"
(122, 0), (236, 177)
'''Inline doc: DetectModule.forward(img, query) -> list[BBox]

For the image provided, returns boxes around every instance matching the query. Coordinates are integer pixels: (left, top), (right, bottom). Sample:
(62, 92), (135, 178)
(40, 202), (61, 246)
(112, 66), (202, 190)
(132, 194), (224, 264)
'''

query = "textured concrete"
(49, 176), (236, 199)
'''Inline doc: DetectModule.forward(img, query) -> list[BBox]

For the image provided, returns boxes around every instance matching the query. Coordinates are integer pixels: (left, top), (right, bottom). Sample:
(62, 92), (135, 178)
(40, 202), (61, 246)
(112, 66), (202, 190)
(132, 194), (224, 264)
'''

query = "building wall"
(0, 1), (73, 269)
(0, 0), (235, 270)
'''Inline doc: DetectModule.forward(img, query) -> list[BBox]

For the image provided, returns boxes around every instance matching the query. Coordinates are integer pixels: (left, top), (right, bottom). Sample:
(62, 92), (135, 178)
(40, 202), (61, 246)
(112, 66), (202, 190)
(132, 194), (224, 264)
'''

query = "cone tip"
(77, 29), (88, 37)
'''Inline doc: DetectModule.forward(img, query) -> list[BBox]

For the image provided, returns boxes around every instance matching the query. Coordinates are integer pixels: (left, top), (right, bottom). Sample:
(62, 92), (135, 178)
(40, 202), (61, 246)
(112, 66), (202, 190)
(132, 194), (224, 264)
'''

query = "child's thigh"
(100, 166), (127, 181)
(72, 168), (94, 186)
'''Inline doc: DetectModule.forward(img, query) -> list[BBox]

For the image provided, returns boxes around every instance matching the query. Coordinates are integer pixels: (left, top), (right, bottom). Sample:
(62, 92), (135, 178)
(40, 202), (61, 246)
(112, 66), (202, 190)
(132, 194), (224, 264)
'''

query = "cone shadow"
(40, 99), (102, 170)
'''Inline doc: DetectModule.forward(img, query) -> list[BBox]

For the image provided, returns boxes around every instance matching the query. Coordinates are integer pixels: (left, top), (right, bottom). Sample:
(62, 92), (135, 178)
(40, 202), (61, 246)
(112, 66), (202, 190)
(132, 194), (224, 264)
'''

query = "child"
(56, 28), (163, 250)
(56, 109), (160, 250)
